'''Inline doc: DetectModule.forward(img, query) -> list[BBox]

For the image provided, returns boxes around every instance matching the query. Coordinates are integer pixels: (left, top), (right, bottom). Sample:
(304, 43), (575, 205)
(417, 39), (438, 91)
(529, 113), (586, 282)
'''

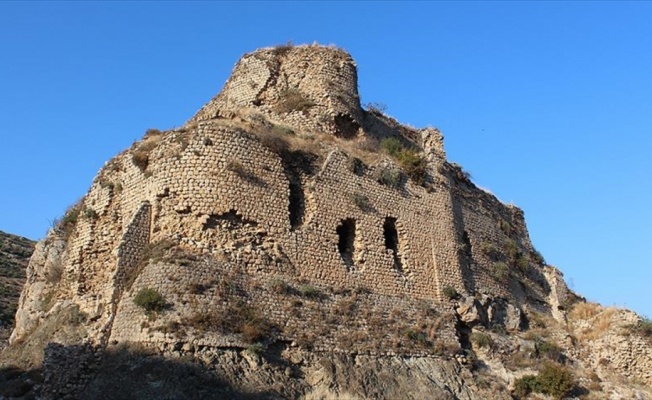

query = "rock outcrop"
(1, 44), (651, 399)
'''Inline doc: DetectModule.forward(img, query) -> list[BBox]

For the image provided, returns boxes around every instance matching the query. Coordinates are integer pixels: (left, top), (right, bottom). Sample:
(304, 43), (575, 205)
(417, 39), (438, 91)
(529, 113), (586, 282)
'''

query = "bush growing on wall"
(380, 137), (427, 185)
(133, 288), (166, 313)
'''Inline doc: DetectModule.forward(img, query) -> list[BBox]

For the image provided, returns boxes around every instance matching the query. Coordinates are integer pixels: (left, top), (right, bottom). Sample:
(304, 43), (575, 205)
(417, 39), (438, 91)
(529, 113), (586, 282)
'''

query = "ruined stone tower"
(12, 44), (559, 349)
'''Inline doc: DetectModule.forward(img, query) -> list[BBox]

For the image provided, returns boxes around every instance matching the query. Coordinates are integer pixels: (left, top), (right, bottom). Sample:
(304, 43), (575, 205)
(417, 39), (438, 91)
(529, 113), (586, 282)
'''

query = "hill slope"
(0, 230), (34, 347)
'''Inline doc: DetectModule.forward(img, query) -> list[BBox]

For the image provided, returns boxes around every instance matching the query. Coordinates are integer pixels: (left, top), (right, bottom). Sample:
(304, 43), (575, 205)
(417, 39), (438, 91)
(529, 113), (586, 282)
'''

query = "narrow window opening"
(383, 217), (403, 273)
(288, 181), (304, 229)
(336, 218), (356, 269)
(462, 230), (473, 257)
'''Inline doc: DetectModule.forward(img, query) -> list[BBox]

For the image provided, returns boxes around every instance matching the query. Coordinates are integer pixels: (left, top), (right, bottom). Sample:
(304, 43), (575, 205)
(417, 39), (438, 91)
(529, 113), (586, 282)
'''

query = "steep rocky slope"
(1, 45), (651, 399)
(0, 231), (34, 348)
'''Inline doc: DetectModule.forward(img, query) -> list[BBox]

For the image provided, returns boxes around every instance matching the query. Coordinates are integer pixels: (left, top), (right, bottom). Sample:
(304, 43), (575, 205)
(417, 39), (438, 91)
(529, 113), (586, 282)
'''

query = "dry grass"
(568, 302), (602, 321)
(273, 89), (315, 114)
(572, 307), (617, 342)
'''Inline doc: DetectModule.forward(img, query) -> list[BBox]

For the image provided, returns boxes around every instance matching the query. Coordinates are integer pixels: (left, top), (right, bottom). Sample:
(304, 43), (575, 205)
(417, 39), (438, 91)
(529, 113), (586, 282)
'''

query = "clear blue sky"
(1, 2), (650, 317)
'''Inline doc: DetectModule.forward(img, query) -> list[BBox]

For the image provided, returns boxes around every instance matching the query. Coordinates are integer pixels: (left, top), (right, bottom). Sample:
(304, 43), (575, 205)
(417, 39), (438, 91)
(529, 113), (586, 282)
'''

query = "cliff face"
(2, 45), (651, 399)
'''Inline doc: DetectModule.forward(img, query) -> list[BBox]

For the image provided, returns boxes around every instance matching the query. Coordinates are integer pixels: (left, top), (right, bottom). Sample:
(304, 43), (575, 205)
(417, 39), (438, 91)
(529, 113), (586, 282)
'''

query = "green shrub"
(133, 288), (166, 313)
(380, 137), (403, 157)
(298, 285), (321, 299)
(492, 262), (509, 282)
(405, 328), (431, 346)
(478, 241), (497, 258)
(268, 278), (290, 295)
(53, 201), (84, 240)
(535, 337), (564, 362)
(377, 167), (401, 188)
(471, 332), (493, 349)
(396, 149), (428, 185)
(245, 342), (265, 355)
(504, 239), (519, 260)
(516, 254), (530, 274)
(379, 137), (428, 185)
(514, 363), (574, 399)
(351, 193), (371, 211)
(442, 286), (459, 300)
(514, 374), (539, 398)
(531, 248), (546, 265)
(537, 363), (575, 398)
(82, 206), (98, 220)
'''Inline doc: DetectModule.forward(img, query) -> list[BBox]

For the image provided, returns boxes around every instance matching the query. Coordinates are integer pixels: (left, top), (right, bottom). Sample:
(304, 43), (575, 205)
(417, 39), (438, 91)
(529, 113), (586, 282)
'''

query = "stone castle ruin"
(7, 44), (651, 398)
(12, 42), (565, 354)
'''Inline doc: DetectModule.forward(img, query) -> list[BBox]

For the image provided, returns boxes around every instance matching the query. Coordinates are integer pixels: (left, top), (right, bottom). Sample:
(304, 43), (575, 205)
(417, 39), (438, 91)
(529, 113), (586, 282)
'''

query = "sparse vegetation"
(442, 286), (459, 300)
(376, 166), (401, 188)
(492, 262), (509, 282)
(351, 193), (371, 211)
(45, 261), (63, 284)
(471, 332), (493, 349)
(274, 89), (315, 114)
(298, 285), (321, 299)
(516, 254), (529, 274)
(133, 288), (166, 314)
(271, 41), (294, 57)
(245, 342), (265, 355)
(627, 317), (652, 340)
(478, 241), (498, 258)
(82, 206), (99, 220)
(258, 127), (291, 154)
(531, 247), (546, 265)
(347, 157), (365, 175)
(132, 135), (159, 171)
(132, 150), (150, 171)
(184, 300), (274, 344)
(268, 278), (290, 295)
(53, 200), (84, 240)
(533, 336), (564, 362)
(405, 328), (431, 347)
(380, 137), (427, 185)
(226, 159), (263, 185)
(380, 137), (403, 157)
(365, 102), (388, 114)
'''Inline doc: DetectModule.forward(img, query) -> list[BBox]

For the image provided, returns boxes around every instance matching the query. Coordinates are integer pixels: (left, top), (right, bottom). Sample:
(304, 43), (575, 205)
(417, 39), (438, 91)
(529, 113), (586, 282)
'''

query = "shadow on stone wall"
(0, 342), (280, 400)
(451, 196), (476, 295)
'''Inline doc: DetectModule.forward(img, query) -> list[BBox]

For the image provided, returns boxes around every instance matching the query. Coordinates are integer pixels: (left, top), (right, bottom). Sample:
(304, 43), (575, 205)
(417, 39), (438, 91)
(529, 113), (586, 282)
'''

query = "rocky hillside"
(1, 45), (651, 400)
(0, 231), (34, 347)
